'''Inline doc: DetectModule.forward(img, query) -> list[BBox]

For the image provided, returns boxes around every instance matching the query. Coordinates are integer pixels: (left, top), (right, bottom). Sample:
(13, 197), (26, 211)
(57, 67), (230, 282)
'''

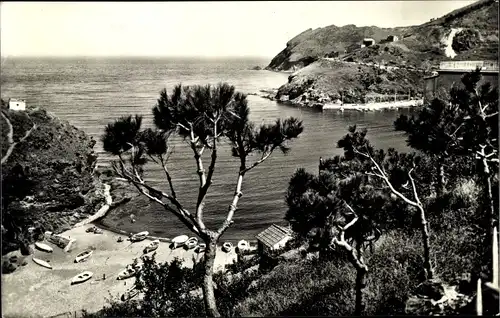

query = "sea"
(1, 56), (412, 242)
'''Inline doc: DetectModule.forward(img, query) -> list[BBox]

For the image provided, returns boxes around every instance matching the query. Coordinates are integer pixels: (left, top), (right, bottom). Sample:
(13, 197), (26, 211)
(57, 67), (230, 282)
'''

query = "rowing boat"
(35, 242), (53, 253)
(74, 250), (93, 263)
(71, 271), (93, 285)
(33, 257), (52, 269)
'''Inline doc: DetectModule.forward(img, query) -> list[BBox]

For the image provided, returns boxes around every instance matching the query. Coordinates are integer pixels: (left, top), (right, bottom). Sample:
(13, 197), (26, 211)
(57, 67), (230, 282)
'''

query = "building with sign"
(424, 60), (498, 102)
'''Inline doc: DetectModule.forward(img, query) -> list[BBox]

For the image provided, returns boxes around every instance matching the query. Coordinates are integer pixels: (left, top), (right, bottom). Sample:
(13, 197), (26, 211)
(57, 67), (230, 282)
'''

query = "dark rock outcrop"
(405, 278), (472, 315)
(452, 28), (482, 52)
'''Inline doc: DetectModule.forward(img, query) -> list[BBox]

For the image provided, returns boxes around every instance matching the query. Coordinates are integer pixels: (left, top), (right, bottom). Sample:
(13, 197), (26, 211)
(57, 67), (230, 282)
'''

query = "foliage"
(85, 255), (205, 317)
(431, 227), (484, 282)
(452, 28), (482, 52)
(236, 258), (356, 316)
(364, 232), (424, 315)
(213, 269), (261, 317)
(395, 98), (466, 157)
(224, 253), (259, 274)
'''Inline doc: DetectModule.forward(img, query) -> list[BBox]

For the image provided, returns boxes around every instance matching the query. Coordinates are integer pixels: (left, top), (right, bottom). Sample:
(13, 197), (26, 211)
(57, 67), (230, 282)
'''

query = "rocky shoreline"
(250, 86), (424, 112)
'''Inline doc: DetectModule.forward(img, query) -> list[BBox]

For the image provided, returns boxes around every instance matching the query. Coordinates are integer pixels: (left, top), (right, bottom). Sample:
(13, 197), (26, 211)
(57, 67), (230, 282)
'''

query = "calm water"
(1, 57), (412, 241)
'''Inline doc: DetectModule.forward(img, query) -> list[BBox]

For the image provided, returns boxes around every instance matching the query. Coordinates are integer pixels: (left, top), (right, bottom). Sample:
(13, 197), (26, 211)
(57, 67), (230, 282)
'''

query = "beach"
(1, 224), (238, 318)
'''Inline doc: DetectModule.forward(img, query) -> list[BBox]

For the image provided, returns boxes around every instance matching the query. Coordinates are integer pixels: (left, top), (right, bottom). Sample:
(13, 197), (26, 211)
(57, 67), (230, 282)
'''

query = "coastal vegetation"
(1, 1), (498, 316)
(100, 83), (303, 316)
(84, 68), (498, 317)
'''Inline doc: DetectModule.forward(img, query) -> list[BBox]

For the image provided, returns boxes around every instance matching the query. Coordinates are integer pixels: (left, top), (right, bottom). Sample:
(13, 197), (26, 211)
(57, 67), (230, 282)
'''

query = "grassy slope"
(236, 226), (484, 316)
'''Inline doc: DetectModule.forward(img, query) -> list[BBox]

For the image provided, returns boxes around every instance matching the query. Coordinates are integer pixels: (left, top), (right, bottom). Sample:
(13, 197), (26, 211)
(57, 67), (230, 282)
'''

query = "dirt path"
(1, 110), (37, 165)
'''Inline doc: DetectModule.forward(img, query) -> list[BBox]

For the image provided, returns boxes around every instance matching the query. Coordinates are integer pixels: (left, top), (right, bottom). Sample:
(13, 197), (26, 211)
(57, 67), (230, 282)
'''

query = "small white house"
(386, 35), (399, 42)
(8, 98), (26, 111)
(256, 224), (293, 254)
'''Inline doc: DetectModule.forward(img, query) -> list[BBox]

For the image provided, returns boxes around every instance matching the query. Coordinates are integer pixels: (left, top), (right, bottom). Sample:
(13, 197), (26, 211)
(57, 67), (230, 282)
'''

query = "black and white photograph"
(1, 1), (498, 317)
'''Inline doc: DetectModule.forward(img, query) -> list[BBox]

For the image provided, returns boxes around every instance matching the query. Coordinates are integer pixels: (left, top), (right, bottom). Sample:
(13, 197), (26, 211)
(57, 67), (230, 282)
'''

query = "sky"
(1, 1), (477, 58)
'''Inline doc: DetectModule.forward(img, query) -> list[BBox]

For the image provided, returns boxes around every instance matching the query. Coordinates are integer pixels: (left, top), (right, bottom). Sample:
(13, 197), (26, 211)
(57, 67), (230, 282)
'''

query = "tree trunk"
(202, 239), (221, 317)
(418, 205), (434, 279)
(436, 159), (446, 197)
(482, 159), (495, 234)
(355, 267), (367, 316)
(355, 240), (366, 316)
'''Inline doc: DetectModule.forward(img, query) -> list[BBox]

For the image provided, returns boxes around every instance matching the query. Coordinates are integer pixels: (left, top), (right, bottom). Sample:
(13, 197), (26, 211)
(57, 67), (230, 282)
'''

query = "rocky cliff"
(267, 0), (498, 108)
(1, 102), (105, 255)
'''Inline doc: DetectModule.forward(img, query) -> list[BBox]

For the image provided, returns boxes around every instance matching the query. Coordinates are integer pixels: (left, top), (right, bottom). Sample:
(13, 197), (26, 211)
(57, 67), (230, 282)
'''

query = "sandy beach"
(2, 224), (238, 318)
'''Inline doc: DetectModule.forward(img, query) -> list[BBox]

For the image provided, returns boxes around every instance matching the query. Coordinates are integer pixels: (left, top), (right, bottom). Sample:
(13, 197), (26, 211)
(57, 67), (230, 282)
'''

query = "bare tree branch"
(114, 152), (200, 234)
(330, 204), (365, 270)
(115, 167), (200, 236)
(243, 151), (273, 173)
(128, 180), (200, 236)
(354, 148), (419, 208)
(408, 168), (422, 206)
(159, 154), (177, 199)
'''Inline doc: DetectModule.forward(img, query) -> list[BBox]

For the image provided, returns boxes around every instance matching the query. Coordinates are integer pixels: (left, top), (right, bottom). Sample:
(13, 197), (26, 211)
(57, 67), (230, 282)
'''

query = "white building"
(8, 99), (26, 111)
(386, 35), (399, 42)
(256, 224), (293, 254)
(362, 38), (376, 47)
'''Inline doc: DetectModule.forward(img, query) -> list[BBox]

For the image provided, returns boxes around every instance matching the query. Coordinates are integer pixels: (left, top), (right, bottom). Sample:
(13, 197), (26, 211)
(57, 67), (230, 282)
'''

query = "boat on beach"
(222, 242), (233, 253)
(33, 257), (52, 269)
(185, 237), (198, 249)
(117, 264), (143, 280)
(237, 240), (249, 252)
(172, 235), (189, 249)
(121, 286), (139, 301)
(143, 239), (160, 254)
(130, 231), (149, 242)
(71, 271), (93, 285)
(34, 242), (53, 253)
(74, 250), (93, 263)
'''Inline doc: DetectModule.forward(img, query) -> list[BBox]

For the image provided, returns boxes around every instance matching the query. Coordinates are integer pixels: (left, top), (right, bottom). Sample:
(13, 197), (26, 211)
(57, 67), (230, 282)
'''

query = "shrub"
(85, 256), (205, 317)
(426, 178), (482, 232)
(214, 269), (261, 317)
(235, 258), (356, 316)
(365, 232), (424, 315)
(431, 227), (483, 282)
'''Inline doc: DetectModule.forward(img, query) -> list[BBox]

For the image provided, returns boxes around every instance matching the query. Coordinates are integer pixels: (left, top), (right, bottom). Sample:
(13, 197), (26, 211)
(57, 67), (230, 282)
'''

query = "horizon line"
(1, 54), (274, 59)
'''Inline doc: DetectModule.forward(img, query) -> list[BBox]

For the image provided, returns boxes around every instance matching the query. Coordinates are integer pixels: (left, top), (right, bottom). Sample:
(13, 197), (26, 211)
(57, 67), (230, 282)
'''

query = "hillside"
(1, 102), (105, 256)
(267, 0), (498, 72)
(267, 0), (498, 107)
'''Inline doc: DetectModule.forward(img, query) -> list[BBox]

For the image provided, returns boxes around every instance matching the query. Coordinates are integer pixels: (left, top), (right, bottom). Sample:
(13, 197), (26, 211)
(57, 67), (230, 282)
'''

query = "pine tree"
(102, 83), (303, 317)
